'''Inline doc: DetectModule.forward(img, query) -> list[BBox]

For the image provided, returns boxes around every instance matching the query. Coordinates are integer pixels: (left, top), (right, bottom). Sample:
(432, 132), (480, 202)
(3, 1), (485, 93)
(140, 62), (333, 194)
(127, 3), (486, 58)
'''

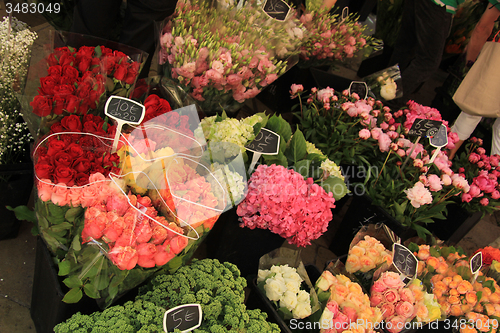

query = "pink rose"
(37, 180), (54, 202)
(68, 186), (82, 207)
(331, 312), (349, 332)
(79, 184), (100, 208)
(441, 174), (452, 186)
(106, 192), (130, 216)
(469, 153), (480, 164)
(370, 292), (384, 307)
(371, 127), (382, 140)
(399, 288), (415, 303)
(359, 128), (371, 139)
(380, 302), (396, 319)
(462, 193), (473, 203)
(380, 272), (405, 289)
(372, 280), (388, 293)
(468, 184), (482, 198)
(170, 236), (188, 254)
(51, 184), (70, 206)
(492, 190), (500, 200)
(383, 289), (400, 304)
(480, 197), (489, 206)
(326, 300), (339, 317)
(109, 245), (138, 270)
(343, 306), (358, 322)
(385, 315), (406, 333)
(395, 301), (414, 319)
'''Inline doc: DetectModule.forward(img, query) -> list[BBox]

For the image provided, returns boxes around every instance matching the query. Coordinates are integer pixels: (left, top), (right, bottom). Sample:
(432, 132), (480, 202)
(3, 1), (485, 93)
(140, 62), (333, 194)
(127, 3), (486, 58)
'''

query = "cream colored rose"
(320, 307), (335, 326)
(380, 81), (397, 100)
(284, 278), (301, 294)
(280, 290), (299, 312)
(316, 270), (337, 291)
(257, 269), (271, 283)
(297, 290), (310, 303)
(264, 278), (286, 301)
(293, 300), (312, 319)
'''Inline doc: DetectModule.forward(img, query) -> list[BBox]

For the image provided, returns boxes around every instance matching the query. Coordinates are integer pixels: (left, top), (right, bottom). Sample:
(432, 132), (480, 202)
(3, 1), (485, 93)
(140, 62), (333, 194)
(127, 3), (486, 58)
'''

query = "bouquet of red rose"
(20, 30), (147, 137)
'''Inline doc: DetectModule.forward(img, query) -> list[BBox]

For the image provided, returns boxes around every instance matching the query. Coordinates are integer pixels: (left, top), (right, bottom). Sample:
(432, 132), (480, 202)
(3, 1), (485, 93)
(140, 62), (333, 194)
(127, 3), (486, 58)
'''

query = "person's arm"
(320, 0), (337, 10)
(466, 3), (500, 62)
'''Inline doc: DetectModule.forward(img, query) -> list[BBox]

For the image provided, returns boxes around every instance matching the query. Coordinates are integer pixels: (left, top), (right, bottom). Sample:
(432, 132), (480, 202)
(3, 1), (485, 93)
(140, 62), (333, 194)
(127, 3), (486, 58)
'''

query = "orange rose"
(418, 248), (430, 261)
(440, 301), (451, 315)
(466, 291), (478, 306)
(427, 256), (440, 268)
(417, 261), (425, 275)
(461, 303), (472, 314)
(449, 288), (459, 296)
(433, 287), (444, 298)
(458, 281), (474, 294)
(483, 288), (493, 298)
(350, 245), (366, 257)
(346, 254), (362, 273)
(453, 274), (464, 282)
(443, 276), (453, 286)
(448, 295), (461, 305)
(460, 326), (478, 333)
(484, 303), (496, 316)
(435, 281), (447, 290)
(359, 255), (376, 272)
(449, 304), (463, 316)
(489, 292), (500, 304)
(436, 263), (449, 274)
(474, 303), (484, 313)
(431, 274), (444, 285)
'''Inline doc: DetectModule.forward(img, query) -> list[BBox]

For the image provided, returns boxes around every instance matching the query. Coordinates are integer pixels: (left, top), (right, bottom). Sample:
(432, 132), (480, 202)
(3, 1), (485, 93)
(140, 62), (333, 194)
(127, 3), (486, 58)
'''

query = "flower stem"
(374, 150), (392, 186)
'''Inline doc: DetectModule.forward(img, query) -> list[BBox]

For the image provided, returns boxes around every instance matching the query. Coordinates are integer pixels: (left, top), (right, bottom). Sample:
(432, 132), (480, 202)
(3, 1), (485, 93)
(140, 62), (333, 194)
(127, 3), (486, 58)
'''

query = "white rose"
(297, 290), (310, 303)
(319, 306), (334, 324)
(292, 300), (312, 319)
(270, 265), (282, 274)
(264, 278), (286, 301)
(280, 290), (298, 311)
(257, 269), (271, 283)
(380, 82), (397, 101)
(284, 278), (301, 294)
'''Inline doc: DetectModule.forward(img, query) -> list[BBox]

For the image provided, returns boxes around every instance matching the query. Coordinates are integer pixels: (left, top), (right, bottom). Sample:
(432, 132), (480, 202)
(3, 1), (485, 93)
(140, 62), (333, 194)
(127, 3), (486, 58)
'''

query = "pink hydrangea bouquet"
(315, 270), (382, 332)
(452, 137), (500, 214)
(159, 0), (304, 114)
(298, 9), (370, 68)
(237, 164), (336, 247)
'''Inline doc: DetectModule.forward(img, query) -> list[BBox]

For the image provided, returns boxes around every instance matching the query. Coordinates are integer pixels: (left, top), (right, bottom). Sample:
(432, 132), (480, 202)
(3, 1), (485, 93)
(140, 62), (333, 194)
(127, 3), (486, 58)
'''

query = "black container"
(328, 194), (415, 257)
(0, 163), (33, 241)
(205, 208), (285, 279)
(30, 237), (102, 333)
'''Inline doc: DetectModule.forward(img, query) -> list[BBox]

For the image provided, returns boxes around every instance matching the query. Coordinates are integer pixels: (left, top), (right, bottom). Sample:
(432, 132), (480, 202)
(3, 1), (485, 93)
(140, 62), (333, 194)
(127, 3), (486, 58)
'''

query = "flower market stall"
(5, 1), (500, 332)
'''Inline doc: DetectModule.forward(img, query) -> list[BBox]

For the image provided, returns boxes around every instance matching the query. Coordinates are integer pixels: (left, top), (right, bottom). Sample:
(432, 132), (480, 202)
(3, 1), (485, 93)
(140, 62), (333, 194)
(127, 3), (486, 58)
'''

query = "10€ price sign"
(104, 96), (145, 152)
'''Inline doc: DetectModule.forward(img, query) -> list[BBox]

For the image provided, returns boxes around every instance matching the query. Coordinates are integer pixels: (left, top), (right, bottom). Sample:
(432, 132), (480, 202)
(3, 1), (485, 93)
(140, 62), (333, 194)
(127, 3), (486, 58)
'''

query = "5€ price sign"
(245, 128), (280, 173)
(392, 243), (418, 280)
(470, 252), (483, 276)
(262, 0), (291, 21)
(163, 304), (202, 333)
(105, 96), (145, 152)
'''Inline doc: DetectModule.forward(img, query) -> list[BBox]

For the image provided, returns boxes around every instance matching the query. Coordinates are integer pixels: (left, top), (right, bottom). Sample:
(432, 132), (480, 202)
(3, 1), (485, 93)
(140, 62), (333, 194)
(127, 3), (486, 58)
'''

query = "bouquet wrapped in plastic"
(362, 65), (403, 102)
(29, 92), (246, 308)
(159, 0), (304, 114)
(20, 30), (148, 138)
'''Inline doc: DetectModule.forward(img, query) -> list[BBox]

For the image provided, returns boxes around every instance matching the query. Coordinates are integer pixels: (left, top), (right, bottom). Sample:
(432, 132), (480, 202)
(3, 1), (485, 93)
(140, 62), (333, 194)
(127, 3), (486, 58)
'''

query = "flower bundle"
(298, 9), (369, 68)
(159, 0), (304, 113)
(345, 235), (393, 274)
(294, 85), (471, 238)
(362, 65), (402, 102)
(369, 271), (420, 333)
(408, 279), (442, 324)
(0, 17), (37, 165)
(474, 247), (500, 267)
(316, 270), (382, 332)
(452, 138), (500, 214)
(258, 264), (313, 319)
(237, 164), (336, 247)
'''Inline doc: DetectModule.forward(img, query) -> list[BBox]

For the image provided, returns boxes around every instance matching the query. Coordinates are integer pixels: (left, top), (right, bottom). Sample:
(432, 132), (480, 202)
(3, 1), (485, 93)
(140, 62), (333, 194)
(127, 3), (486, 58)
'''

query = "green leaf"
(277, 116), (292, 142)
(94, 46), (102, 58)
(65, 207), (84, 223)
(294, 160), (311, 178)
(430, 247), (441, 258)
(166, 256), (183, 272)
(317, 291), (331, 303)
(48, 204), (67, 225)
(72, 235), (81, 252)
(278, 307), (293, 321)
(62, 287), (83, 303)
(84, 283), (100, 299)
(285, 128), (307, 164)
(321, 176), (348, 200)
(63, 276), (83, 289)
(108, 284), (118, 301)
(477, 291), (483, 302)
(58, 261), (71, 276)
(6, 206), (36, 223)
(37, 215), (49, 229)
(408, 243), (419, 253)
(50, 222), (73, 233)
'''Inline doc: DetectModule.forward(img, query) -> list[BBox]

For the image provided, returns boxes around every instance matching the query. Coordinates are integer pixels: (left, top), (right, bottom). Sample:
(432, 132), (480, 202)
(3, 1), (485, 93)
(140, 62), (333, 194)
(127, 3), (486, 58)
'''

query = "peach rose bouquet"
(345, 235), (393, 274)
(316, 270), (382, 332)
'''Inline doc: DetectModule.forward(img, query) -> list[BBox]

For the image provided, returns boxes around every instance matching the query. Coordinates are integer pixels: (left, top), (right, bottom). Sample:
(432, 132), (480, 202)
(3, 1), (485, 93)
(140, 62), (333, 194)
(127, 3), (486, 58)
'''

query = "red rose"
(48, 65), (62, 77)
(65, 95), (80, 113)
(73, 156), (91, 173)
(47, 53), (59, 67)
(52, 96), (65, 115)
(165, 111), (180, 126)
(77, 100), (90, 115)
(83, 151), (95, 162)
(131, 79), (149, 99)
(65, 143), (84, 159)
(91, 163), (105, 175)
(114, 64), (128, 81)
(36, 153), (52, 165)
(34, 162), (54, 179)
(75, 81), (93, 98)
(124, 62), (140, 85)
(79, 136), (95, 149)
(53, 151), (74, 167)
(143, 94), (172, 122)
(99, 46), (113, 56)
(74, 173), (89, 186)
(50, 121), (65, 134)
(58, 53), (74, 67)
(30, 95), (53, 117)
(38, 76), (58, 95)
(101, 56), (116, 74)
(53, 84), (75, 97)
(83, 120), (98, 134)
(61, 114), (82, 131)
(88, 90), (100, 109)
(76, 46), (95, 59)
(47, 139), (67, 156)
(107, 124), (116, 136)
(53, 165), (76, 185)
(61, 65), (79, 83)
(113, 50), (127, 62)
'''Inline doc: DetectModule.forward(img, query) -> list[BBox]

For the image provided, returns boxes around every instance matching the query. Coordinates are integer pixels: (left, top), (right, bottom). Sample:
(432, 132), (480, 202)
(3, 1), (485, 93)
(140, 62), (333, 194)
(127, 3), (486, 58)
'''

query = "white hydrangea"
(321, 159), (345, 181)
(305, 141), (324, 156)
(209, 163), (247, 207)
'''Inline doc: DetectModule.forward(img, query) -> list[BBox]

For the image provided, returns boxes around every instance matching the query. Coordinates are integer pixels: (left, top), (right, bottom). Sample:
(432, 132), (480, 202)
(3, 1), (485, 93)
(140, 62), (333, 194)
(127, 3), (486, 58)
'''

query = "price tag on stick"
(262, 0), (291, 21)
(163, 304), (202, 333)
(245, 128), (280, 173)
(392, 243), (418, 282)
(428, 124), (449, 165)
(470, 252), (483, 283)
(408, 118), (442, 138)
(349, 81), (368, 100)
(105, 96), (145, 152)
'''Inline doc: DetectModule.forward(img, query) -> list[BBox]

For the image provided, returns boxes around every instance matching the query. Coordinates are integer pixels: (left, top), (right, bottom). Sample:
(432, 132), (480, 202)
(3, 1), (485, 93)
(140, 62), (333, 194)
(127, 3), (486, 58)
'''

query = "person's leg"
(120, 0), (178, 78)
(449, 111), (482, 159)
(398, 0), (452, 100)
(491, 118), (500, 156)
(71, 0), (122, 40)
(388, 0), (417, 72)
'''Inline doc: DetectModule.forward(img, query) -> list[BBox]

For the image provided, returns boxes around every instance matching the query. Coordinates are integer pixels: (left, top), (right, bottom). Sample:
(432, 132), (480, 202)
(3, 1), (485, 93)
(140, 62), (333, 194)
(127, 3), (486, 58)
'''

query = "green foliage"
(55, 259), (280, 333)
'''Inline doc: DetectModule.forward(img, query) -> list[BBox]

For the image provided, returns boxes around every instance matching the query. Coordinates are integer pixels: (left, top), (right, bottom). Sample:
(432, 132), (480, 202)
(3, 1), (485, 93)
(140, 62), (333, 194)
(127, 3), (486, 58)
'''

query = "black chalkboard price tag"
(262, 0), (291, 21)
(408, 118), (442, 138)
(429, 124), (448, 148)
(349, 81), (368, 100)
(163, 304), (202, 333)
(245, 128), (280, 155)
(105, 96), (146, 152)
(392, 243), (418, 280)
(470, 252), (483, 275)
